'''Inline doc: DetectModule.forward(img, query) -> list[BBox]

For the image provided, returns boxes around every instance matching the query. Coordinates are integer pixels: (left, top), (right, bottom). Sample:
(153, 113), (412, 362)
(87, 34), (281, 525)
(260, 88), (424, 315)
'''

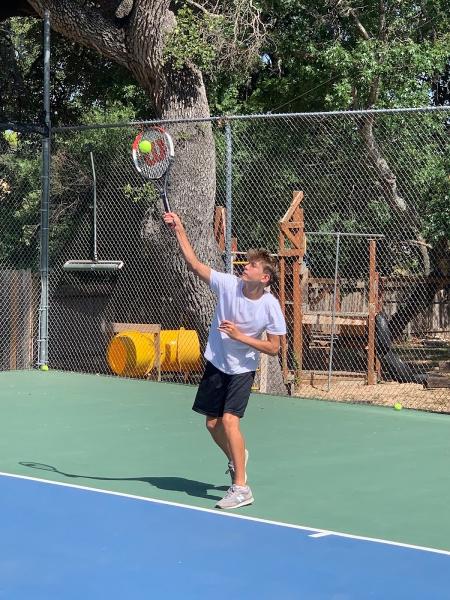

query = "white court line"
(1, 470), (450, 558)
(309, 532), (332, 539)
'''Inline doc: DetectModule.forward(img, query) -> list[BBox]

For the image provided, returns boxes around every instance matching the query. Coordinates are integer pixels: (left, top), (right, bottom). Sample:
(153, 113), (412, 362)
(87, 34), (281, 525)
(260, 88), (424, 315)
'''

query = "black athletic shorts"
(192, 361), (256, 419)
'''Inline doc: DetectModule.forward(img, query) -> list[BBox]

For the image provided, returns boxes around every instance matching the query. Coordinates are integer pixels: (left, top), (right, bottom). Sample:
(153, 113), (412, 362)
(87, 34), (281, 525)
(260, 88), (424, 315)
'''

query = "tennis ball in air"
(40, 364), (49, 371)
(139, 140), (152, 154)
(393, 402), (402, 411)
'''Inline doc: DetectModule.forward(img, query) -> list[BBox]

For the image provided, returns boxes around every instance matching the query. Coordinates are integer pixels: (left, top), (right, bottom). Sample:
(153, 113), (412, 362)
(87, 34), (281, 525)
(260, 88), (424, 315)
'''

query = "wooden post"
(214, 207), (226, 251)
(279, 229), (288, 379)
(367, 240), (377, 385)
(214, 206), (238, 270)
(278, 190), (305, 387)
(9, 271), (18, 370)
(28, 271), (36, 368)
(374, 271), (381, 379)
(293, 255), (302, 387)
(259, 332), (269, 393)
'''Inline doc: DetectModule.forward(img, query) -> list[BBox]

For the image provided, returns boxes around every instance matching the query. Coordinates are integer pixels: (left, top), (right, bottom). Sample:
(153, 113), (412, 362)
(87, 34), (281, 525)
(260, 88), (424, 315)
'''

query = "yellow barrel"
(160, 329), (200, 371)
(107, 330), (156, 377)
(107, 328), (200, 376)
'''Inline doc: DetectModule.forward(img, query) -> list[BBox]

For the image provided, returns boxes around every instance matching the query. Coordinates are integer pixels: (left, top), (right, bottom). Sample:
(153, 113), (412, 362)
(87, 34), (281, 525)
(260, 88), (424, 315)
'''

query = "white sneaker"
(226, 448), (249, 484)
(215, 484), (254, 510)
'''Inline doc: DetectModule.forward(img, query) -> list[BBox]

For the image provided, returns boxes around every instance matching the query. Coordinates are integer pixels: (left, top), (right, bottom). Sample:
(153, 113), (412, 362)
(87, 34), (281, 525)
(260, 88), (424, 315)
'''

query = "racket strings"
(132, 126), (174, 214)
(134, 130), (171, 179)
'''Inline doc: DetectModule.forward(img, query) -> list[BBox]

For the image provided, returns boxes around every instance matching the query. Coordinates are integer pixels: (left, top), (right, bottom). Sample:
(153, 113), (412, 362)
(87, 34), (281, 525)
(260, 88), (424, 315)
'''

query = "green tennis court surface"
(1, 370), (449, 552)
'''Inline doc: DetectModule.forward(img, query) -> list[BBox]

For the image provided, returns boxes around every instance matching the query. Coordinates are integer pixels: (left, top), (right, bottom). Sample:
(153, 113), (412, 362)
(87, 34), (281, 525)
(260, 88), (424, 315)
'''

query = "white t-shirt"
(204, 270), (287, 375)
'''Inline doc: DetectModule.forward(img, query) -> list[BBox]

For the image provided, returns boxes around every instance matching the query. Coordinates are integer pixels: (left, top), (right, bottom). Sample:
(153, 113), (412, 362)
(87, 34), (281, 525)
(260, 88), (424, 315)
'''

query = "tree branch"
(360, 115), (408, 214)
(367, 76), (380, 107)
(94, 1), (133, 20)
(334, 0), (370, 40)
(27, 0), (129, 67)
(127, 0), (172, 58)
(360, 114), (431, 273)
(378, 0), (387, 42)
(185, 0), (221, 18)
(126, 0), (172, 77)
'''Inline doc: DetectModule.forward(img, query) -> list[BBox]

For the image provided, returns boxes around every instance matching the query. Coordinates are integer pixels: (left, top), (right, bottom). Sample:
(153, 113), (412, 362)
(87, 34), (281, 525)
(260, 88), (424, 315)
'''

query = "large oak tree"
(2, 1), (234, 332)
(1, 1), (289, 392)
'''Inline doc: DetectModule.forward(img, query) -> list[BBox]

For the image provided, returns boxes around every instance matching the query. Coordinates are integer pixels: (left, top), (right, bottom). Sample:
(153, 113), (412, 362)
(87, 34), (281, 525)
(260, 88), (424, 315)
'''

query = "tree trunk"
(358, 114), (447, 341)
(359, 114), (430, 274)
(130, 58), (223, 338)
(266, 355), (289, 395)
(25, 0), (222, 343)
(125, 3), (222, 339)
(388, 239), (449, 342)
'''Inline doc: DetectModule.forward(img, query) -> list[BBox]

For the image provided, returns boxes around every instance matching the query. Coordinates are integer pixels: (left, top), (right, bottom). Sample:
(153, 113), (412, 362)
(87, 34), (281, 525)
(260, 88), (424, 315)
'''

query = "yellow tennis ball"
(139, 140), (152, 154)
(394, 402), (402, 411)
(40, 364), (49, 371)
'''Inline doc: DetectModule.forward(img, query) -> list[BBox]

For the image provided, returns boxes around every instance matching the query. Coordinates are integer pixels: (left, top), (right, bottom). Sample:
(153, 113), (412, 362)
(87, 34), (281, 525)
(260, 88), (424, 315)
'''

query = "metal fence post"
(37, 10), (51, 367)
(225, 121), (233, 274)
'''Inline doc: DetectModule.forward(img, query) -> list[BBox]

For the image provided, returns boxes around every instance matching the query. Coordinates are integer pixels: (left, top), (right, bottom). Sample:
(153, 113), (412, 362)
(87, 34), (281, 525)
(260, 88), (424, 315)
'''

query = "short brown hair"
(246, 248), (278, 285)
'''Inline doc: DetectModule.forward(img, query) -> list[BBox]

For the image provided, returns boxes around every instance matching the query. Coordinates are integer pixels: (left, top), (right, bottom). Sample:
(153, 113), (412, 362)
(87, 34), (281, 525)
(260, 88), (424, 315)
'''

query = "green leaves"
(234, 0), (450, 113)
(0, 139), (41, 268)
(164, 7), (219, 72)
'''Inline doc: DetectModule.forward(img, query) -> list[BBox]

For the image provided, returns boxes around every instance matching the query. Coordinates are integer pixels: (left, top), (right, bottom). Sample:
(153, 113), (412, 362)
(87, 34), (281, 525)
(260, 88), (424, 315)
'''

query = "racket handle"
(162, 196), (171, 213)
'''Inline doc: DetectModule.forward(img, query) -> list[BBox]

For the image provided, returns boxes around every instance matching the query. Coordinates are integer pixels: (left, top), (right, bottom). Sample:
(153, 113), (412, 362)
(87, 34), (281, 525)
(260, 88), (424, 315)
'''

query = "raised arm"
(163, 212), (211, 284)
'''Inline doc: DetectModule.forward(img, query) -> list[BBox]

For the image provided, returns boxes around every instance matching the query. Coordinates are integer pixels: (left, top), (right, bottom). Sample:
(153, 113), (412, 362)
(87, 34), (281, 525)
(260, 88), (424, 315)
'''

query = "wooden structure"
(0, 270), (36, 370)
(278, 191), (380, 389)
(214, 207), (237, 253)
(214, 192), (382, 389)
(425, 373), (450, 389)
(278, 191), (306, 384)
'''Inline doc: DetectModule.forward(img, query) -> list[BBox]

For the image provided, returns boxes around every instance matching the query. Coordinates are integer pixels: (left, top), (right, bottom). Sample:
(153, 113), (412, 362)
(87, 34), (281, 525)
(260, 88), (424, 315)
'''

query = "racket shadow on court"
(19, 462), (228, 500)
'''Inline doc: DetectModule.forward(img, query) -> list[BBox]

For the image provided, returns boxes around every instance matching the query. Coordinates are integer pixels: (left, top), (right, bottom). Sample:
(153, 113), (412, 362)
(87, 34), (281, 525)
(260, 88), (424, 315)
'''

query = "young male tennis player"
(164, 212), (286, 509)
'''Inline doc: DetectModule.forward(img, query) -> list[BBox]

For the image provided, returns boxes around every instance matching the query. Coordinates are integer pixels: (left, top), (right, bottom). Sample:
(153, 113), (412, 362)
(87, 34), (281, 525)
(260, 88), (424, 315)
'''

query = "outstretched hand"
(218, 320), (242, 341)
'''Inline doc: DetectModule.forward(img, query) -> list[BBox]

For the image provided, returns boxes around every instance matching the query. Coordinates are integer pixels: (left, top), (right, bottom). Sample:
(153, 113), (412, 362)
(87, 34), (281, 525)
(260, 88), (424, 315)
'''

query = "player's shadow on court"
(19, 462), (228, 501)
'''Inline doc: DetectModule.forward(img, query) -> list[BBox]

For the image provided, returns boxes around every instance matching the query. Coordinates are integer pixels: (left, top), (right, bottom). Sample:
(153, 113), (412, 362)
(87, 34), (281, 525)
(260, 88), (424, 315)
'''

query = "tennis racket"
(132, 126), (175, 212)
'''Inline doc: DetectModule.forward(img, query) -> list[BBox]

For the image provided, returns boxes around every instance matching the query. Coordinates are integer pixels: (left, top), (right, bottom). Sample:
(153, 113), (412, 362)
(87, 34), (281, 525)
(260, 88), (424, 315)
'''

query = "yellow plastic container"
(160, 329), (201, 372)
(107, 328), (200, 377)
(107, 330), (156, 377)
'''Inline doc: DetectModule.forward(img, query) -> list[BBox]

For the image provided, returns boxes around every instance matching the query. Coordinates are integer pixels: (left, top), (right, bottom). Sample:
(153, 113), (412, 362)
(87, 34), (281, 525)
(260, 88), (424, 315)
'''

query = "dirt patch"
(293, 380), (450, 413)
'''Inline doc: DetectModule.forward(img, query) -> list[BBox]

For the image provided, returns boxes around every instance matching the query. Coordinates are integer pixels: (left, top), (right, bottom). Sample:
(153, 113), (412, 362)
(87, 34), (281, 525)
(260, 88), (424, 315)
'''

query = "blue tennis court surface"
(1, 473), (449, 600)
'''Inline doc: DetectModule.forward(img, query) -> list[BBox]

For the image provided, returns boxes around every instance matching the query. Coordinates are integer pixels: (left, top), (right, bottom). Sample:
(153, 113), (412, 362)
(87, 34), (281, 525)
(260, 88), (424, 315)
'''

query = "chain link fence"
(1, 108), (449, 410)
(0, 129), (40, 370)
(225, 110), (450, 410)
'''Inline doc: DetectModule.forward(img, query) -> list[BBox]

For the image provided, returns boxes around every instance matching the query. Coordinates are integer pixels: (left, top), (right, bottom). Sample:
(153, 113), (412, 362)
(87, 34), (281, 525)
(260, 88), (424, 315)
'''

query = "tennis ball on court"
(40, 364), (49, 371)
(394, 402), (402, 411)
(139, 140), (152, 154)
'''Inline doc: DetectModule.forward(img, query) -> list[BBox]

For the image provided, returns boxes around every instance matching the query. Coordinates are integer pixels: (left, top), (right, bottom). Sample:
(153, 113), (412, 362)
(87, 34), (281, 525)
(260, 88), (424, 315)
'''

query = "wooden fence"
(0, 270), (37, 370)
(302, 277), (449, 339)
